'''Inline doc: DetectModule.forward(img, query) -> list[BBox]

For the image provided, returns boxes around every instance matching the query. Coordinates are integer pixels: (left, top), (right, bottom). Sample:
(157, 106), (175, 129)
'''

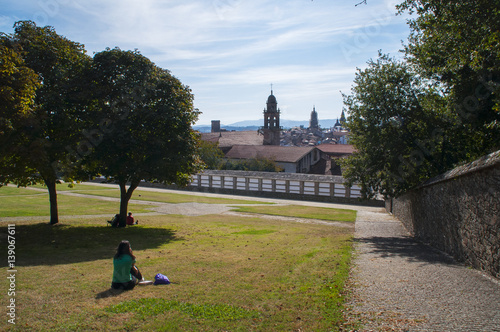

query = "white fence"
(189, 172), (362, 199)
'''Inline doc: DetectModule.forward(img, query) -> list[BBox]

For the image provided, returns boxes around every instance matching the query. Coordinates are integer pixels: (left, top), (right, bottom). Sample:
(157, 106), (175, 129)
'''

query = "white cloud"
(2, 0), (411, 124)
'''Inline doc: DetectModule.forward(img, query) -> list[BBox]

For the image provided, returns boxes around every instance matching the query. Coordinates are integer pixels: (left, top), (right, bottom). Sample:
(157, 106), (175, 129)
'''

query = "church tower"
(261, 89), (281, 145)
(309, 106), (319, 130)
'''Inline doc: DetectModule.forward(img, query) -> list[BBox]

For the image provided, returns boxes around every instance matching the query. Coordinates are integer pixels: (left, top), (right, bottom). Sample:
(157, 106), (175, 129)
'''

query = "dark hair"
(114, 240), (135, 260)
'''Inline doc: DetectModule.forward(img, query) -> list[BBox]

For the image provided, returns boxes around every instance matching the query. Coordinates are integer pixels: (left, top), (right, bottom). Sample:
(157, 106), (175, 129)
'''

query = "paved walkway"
(346, 209), (500, 331)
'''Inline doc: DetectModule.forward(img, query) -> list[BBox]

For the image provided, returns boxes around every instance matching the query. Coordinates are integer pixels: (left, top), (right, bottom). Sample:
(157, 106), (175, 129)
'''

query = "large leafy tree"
(342, 53), (452, 198)
(343, 1), (500, 198)
(0, 43), (40, 186)
(2, 21), (91, 224)
(87, 48), (202, 224)
(397, 0), (500, 159)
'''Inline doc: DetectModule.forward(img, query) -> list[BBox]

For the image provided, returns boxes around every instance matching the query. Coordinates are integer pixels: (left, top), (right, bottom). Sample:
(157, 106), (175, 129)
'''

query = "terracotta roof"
(316, 144), (355, 155)
(200, 131), (263, 148)
(225, 145), (317, 163)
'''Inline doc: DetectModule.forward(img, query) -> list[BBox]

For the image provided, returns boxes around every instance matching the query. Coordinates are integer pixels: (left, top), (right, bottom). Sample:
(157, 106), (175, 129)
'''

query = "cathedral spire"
(340, 109), (346, 124)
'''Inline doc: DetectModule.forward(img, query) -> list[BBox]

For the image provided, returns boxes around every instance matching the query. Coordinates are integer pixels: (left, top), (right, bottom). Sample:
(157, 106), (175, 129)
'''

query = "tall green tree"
(341, 53), (451, 198)
(87, 48), (202, 224)
(0, 43), (40, 186)
(398, 0), (500, 159)
(2, 21), (91, 224)
(343, 1), (500, 199)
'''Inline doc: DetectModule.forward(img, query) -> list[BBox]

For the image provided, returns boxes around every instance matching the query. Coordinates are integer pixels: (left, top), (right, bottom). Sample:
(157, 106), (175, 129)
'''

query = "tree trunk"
(45, 178), (59, 225)
(118, 179), (140, 226)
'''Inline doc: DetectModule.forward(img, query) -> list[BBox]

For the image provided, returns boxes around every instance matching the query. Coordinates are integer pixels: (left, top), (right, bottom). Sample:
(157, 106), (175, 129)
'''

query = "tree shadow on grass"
(2, 223), (183, 267)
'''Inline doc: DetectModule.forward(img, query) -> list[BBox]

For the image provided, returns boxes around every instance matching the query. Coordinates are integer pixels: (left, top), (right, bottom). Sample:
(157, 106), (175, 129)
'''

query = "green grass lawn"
(31, 183), (274, 205)
(0, 185), (152, 218)
(231, 205), (357, 222)
(1, 215), (353, 331)
(0, 184), (357, 331)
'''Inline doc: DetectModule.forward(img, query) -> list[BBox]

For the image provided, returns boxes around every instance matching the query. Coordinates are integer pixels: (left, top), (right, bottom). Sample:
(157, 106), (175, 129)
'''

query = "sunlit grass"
(0, 186), (42, 196)
(1, 213), (354, 331)
(0, 185), (151, 217)
(30, 183), (273, 205)
(230, 205), (357, 222)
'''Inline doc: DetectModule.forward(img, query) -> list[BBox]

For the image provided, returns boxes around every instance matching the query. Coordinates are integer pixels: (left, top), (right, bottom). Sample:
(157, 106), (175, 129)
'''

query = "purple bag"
(154, 273), (170, 285)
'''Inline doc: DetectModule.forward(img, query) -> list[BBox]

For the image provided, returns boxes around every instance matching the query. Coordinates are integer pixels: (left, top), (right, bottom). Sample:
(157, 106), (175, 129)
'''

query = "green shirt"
(112, 254), (136, 283)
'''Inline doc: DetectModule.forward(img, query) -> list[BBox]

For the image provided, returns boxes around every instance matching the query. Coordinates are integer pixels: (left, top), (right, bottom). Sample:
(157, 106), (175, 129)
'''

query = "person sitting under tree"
(126, 212), (138, 225)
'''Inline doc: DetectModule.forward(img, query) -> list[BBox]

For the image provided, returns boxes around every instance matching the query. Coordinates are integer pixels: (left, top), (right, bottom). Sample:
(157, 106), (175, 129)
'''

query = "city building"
(225, 145), (322, 173)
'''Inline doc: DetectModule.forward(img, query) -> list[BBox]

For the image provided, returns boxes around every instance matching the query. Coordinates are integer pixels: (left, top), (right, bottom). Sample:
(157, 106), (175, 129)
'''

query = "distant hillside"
(193, 125), (260, 133)
(194, 119), (338, 133)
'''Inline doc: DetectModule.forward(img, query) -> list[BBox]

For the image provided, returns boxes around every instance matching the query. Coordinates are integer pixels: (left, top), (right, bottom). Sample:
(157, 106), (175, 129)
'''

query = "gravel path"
(345, 209), (500, 331)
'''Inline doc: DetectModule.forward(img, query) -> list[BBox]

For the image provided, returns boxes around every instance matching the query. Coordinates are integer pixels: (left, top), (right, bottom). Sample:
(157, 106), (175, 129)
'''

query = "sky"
(1, 0), (411, 126)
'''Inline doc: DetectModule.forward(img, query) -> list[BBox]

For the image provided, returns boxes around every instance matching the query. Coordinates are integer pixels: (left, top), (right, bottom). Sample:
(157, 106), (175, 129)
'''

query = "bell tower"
(309, 106), (319, 130)
(261, 88), (281, 145)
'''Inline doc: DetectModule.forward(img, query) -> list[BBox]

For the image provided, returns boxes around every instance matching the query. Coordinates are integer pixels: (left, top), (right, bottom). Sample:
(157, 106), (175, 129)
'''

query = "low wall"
(148, 170), (383, 207)
(387, 151), (500, 279)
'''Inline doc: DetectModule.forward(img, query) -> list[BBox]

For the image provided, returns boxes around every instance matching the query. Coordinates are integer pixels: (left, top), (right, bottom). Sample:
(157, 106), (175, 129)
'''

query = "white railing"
(188, 172), (362, 199)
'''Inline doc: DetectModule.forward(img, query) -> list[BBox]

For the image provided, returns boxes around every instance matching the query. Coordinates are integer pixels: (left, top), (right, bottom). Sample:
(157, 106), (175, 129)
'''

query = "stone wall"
(387, 150), (500, 279)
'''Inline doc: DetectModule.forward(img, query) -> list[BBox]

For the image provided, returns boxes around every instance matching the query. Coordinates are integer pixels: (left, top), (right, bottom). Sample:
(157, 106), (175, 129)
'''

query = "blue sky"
(1, 0), (411, 125)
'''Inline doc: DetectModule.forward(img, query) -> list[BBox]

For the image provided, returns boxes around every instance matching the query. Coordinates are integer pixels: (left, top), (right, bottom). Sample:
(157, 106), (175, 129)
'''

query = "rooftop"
(317, 144), (356, 155)
(200, 131), (264, 148)
(225, 145), (317, 163)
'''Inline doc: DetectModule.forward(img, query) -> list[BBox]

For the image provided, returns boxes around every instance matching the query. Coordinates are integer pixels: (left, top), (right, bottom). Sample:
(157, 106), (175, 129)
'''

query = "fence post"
(233, 176), (237, 190)
(314, 182), (319, 195)
(345, 185), (351, 198)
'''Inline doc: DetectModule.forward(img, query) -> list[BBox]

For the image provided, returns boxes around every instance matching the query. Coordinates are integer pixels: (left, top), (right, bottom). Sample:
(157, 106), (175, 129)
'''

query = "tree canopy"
(0, 43), (40, 186)
(398, 0), (500, 158)
(1, 21), (91, 223)
(342, 53), (452, 198)
(198, 140), (225, 170)
(1, 22), (202, 224)
(85, 48), (202, 223)
(342, 0), (500, 198)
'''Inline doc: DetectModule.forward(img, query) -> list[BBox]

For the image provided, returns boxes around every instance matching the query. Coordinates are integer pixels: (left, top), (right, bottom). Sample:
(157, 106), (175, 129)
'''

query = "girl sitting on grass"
(111, 240), (142, 290)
